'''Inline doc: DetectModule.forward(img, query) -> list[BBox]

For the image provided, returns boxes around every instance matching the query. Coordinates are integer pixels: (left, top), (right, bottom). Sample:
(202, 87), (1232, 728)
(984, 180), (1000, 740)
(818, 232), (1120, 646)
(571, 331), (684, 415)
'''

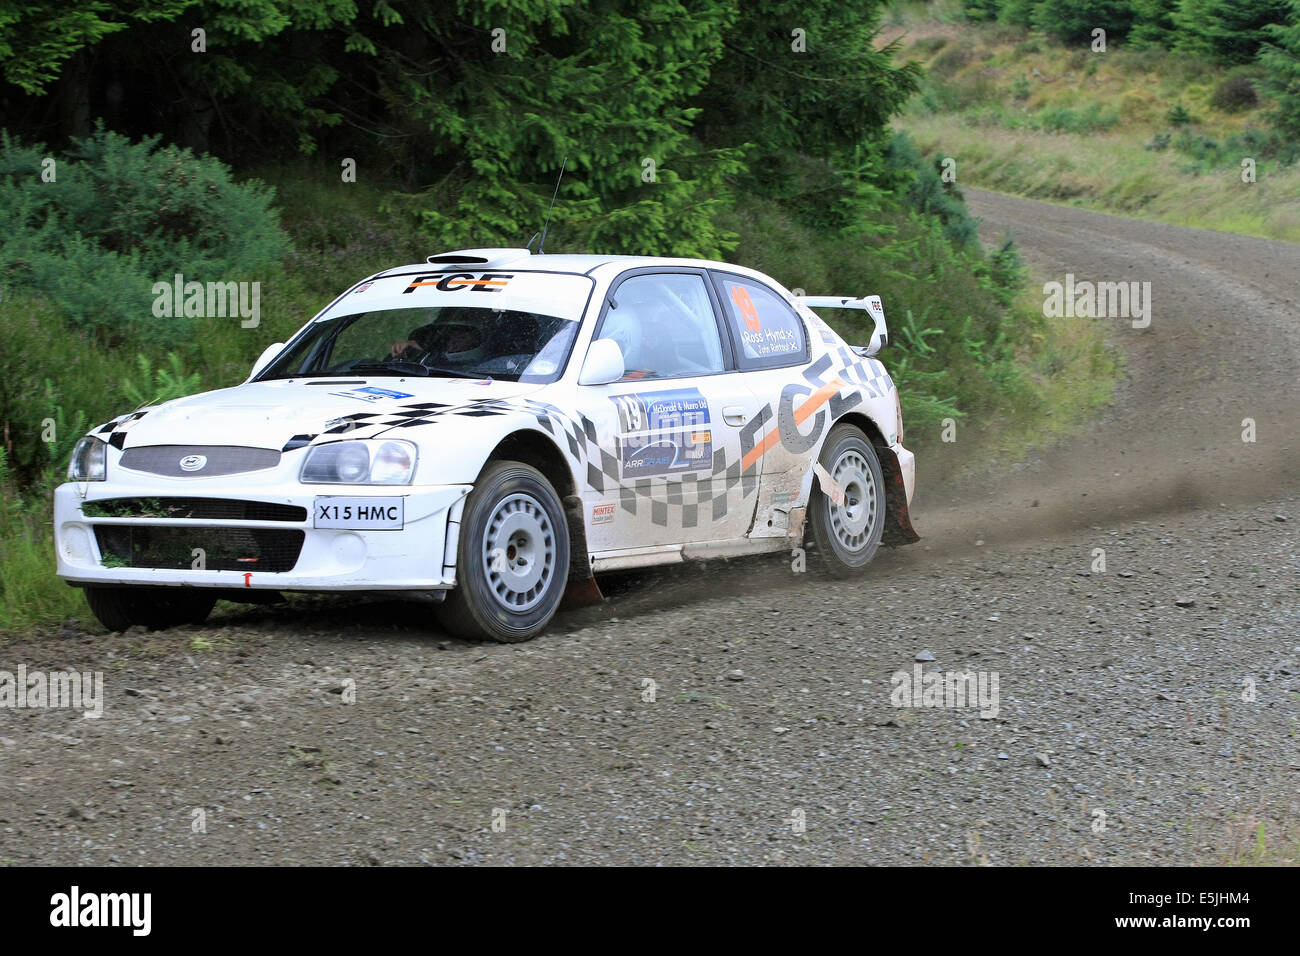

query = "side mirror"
(249, 342), (285, 380)
(578, 338), (625, 386)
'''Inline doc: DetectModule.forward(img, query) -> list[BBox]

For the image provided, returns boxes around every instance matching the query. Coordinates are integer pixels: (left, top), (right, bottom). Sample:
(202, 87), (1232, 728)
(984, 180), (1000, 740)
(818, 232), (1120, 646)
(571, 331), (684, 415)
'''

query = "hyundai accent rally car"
(55, 248), (918, 642)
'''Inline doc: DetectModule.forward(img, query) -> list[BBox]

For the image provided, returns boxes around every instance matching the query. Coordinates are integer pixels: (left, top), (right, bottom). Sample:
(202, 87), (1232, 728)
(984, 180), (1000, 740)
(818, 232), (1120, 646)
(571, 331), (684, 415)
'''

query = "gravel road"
(2, 190), (1297, 865)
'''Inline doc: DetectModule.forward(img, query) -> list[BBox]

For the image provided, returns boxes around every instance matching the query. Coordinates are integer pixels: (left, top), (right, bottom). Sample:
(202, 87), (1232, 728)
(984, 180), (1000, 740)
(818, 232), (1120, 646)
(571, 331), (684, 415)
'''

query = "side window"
(714, 273), (807, 369)
(600, 273), (724, 381)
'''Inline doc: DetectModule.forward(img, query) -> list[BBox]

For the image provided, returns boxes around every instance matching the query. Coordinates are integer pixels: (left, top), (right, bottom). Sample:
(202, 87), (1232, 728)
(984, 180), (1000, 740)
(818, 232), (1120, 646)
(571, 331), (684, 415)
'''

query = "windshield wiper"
(422, 367), (493, 381)
(349, 361), (433, 376)
(347, 361), (493, 381)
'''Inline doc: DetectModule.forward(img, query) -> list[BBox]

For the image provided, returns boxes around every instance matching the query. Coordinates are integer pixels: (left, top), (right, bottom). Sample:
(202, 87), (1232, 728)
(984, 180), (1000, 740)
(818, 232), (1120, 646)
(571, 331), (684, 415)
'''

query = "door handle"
(722, 405), (746, 427)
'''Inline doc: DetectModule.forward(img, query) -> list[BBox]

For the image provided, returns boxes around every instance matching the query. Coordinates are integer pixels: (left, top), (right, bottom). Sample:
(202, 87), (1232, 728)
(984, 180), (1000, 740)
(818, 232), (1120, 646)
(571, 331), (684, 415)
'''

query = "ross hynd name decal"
(402, 273), (514, 294)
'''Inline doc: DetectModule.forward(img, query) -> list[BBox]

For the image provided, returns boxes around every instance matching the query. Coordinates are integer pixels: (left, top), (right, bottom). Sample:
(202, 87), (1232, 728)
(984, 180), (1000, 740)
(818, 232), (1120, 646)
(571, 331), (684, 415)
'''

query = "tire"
(437, 461), (570, 643)
(85, 586), (216, 632)
(808, 423), (886, 577)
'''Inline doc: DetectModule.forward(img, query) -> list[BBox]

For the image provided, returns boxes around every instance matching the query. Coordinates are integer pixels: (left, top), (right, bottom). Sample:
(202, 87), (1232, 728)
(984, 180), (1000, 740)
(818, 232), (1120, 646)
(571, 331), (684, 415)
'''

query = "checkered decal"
(94, 410), (150, 450)
(829, 346), (893, 401)
(82, 335), (893, 534)
(522, 399), (759, 529)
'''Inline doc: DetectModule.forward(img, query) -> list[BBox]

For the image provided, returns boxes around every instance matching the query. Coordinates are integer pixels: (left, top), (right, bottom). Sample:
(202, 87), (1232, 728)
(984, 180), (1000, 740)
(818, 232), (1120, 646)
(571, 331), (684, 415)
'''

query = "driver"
(389, 318), (487, 364)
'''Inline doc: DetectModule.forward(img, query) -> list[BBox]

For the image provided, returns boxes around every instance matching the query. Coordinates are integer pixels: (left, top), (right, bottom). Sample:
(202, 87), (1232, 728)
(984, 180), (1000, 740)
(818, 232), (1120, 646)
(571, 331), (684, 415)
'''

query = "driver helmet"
(433, 318), (487, 363)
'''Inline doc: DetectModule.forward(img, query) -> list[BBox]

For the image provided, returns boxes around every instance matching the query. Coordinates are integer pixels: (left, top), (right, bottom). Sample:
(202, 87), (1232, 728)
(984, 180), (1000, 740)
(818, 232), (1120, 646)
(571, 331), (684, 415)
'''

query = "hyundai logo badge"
(178, 454), (207, 472)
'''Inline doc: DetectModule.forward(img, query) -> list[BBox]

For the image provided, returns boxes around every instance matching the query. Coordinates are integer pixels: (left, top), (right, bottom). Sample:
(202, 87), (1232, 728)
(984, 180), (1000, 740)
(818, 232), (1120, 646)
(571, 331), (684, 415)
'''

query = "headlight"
(300, 440), (417, 485)
(69, 437), (106, 481)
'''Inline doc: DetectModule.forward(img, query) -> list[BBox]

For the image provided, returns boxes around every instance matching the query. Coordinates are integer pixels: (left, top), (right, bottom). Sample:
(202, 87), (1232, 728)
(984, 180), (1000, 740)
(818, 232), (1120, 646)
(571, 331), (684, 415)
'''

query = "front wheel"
(807, 424), (886, 577)
(436, 461), (570, 643)
(84, 586), (216, 632)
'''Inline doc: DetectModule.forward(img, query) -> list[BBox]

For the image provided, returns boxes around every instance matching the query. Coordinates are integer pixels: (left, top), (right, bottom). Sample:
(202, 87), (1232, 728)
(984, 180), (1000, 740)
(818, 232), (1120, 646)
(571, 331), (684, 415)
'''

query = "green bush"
(963, 0), (1004, 22)
(1129, 0), (1179, 48)
(884, 132), (981, 247)
(0, 127), (288, 340)
(1035, 103), (1120, 133)
(0, 290), (136, 484)
(998, 0), (1040, 28)
(932, 43), (976, 77)
(1173, 0), (1293, 64)
(1260, 5), (1300, 141)
(0, 449), (83, 631)
(1211, 74), (1259, 111)
(1032, 0), (1135, 43)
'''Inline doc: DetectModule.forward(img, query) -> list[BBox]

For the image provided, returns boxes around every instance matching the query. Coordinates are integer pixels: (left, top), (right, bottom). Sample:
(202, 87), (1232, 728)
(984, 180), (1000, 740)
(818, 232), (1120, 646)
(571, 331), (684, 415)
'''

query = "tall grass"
(903, 116), (1300, 240)
(893, 11), (1300, 241)
(0, 450), (83, 630)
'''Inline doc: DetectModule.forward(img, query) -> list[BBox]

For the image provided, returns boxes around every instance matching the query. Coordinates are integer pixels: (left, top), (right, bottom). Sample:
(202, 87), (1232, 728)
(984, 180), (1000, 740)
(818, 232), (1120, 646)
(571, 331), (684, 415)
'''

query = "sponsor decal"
(591, 503), (616, 525)
(610, 388), (713, 478)
(402, 273), (514, 294)
(330, 386), (415, 403)
(353, 280), (374, 294)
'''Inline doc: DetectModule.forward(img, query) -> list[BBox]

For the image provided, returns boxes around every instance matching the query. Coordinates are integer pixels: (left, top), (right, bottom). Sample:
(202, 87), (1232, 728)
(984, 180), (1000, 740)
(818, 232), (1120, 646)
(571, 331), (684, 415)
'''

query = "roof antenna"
(535, 155), (567, 255)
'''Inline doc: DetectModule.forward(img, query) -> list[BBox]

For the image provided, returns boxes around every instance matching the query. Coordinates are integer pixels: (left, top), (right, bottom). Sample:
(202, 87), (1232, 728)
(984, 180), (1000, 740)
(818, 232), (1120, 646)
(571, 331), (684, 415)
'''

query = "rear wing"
(793, 295), (888, 356)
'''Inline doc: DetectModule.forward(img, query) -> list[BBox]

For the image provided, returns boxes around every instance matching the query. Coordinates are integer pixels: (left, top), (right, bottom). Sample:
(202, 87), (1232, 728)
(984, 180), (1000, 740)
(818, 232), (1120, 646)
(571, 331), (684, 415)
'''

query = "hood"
(103, 377), (545, 450)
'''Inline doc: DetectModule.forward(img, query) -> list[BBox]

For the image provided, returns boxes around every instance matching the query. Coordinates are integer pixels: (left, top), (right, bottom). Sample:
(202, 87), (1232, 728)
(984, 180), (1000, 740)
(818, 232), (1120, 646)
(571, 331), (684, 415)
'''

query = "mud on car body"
(55, 248), (919, 642)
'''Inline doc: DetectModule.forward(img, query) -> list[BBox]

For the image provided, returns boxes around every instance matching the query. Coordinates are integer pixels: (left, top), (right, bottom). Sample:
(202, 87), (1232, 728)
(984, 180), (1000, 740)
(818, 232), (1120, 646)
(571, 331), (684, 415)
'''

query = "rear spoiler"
(793, 295), (888, 356)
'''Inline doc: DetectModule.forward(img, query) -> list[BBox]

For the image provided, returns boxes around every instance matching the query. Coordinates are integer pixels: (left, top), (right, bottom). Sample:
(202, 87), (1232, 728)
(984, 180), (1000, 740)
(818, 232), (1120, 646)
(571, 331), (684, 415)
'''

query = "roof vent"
(426, 248), (531, 268)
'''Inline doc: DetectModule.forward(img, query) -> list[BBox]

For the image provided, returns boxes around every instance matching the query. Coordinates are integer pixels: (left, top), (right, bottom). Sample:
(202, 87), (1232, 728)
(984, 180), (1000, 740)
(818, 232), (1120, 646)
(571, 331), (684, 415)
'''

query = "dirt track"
(2, 190), (1297, 865)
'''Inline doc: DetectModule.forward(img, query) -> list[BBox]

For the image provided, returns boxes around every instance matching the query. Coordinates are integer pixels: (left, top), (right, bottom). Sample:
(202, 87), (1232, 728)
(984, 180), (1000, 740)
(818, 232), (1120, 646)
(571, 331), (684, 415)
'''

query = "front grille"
(94, 526), (305, 572)
(83, 498), (306, 522)
(118, 445), (281, 477)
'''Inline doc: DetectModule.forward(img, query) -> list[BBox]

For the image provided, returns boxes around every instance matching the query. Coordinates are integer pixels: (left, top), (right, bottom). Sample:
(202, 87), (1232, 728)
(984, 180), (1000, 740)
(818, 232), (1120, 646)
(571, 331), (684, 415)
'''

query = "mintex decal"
(591, 503), (616, 525)
(402, 273), (513, 293)
(610, 388), (712, 478)
(330, 386), (415, 403)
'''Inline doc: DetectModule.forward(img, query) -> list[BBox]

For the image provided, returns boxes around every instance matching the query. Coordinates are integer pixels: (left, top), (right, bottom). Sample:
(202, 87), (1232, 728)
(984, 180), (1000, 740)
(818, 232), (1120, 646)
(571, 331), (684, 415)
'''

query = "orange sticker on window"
(730, 284), (761, 332)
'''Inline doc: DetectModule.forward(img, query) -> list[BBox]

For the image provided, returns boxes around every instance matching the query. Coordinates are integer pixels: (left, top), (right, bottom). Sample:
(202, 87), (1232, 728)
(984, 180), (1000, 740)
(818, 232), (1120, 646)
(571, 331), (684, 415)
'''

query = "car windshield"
(257, 306), (579, 383)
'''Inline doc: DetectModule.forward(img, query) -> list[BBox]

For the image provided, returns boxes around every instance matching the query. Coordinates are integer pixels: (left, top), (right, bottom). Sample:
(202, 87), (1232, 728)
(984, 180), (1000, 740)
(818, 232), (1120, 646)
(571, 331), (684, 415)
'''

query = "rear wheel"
(437, 461), (570, 643)
(84, 587), (216, 632)
(808, 423), (886, 577)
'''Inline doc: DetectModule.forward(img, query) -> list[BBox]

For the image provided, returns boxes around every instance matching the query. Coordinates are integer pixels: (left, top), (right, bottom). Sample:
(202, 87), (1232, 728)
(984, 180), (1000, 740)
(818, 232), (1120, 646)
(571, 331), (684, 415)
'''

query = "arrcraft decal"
(610, 388), (713, 478)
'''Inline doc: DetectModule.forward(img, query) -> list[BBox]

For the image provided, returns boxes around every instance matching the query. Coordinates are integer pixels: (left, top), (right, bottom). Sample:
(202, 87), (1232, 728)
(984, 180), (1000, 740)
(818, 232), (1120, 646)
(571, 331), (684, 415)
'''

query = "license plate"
(313, 496), (404, 530)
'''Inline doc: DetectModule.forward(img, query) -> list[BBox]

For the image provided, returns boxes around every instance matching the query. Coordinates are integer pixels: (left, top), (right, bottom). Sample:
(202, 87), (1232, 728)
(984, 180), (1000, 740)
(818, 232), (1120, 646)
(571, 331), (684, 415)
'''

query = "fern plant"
(122, 353), (201, 409)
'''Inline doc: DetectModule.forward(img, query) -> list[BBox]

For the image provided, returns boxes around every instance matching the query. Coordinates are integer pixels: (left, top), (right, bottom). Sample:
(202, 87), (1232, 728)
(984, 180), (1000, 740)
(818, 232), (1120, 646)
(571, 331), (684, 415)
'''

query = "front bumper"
(54, 476), (470, 592)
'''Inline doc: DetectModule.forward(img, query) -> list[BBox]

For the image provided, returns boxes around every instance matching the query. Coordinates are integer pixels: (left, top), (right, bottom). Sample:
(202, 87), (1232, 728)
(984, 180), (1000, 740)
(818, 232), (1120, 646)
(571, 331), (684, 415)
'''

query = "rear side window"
(713, 273), (807, 370)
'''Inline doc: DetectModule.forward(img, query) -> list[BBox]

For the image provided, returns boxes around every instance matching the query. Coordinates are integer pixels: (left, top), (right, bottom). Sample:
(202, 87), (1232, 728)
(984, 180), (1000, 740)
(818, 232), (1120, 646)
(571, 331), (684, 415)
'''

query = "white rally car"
(55, 249), (918, 642)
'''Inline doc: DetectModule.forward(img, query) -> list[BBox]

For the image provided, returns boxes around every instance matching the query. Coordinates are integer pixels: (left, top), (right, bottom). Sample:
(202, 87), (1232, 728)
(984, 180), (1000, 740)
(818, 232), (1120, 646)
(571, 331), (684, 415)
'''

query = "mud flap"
(876, 444), (920, 545)
(561, 575), (605, 609)
(561, 494), (605, 608)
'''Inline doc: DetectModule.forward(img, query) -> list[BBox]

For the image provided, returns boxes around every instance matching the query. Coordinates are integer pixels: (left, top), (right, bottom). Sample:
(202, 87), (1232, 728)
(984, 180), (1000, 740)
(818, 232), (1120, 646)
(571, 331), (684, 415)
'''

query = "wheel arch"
(827, 411), (919, 546)
(484, 429), (593, 584)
